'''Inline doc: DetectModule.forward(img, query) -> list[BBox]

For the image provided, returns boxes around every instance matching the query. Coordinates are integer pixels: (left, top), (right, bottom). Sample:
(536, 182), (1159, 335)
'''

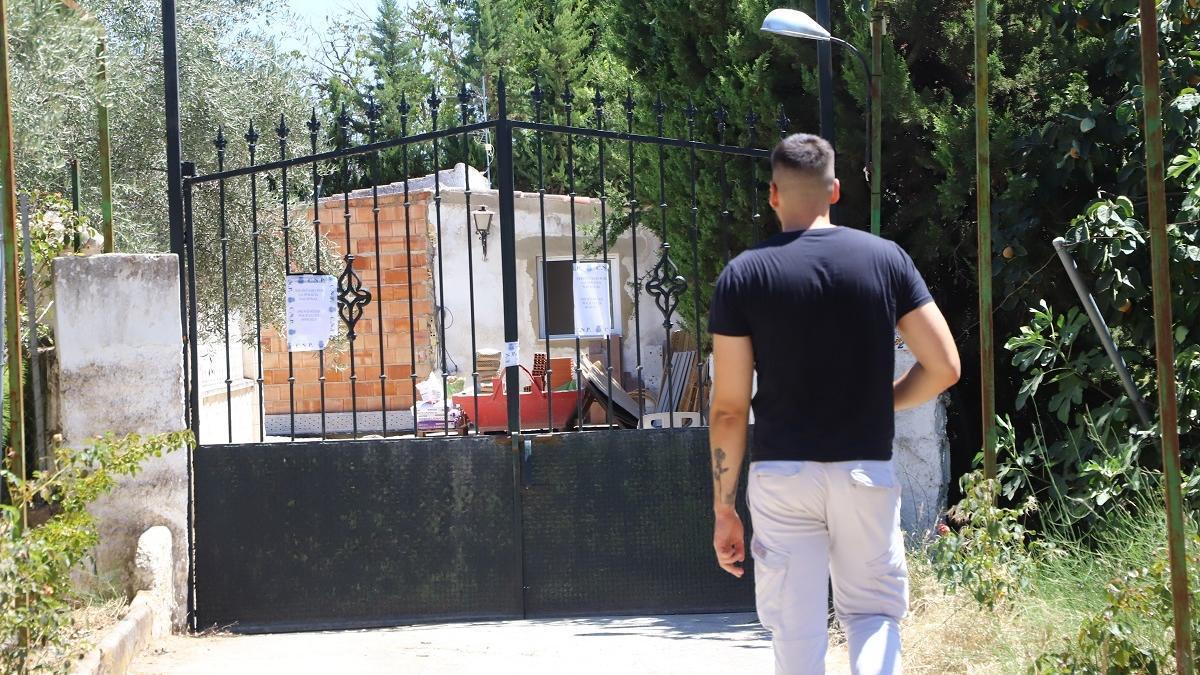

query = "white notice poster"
(573, 262), (612, 338)
(501, 341), (521, 369)
(285, 274), (338, 352)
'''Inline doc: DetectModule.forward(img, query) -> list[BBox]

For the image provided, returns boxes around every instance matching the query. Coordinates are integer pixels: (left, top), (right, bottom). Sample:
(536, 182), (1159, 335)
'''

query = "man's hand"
(713, 508), (746, 578)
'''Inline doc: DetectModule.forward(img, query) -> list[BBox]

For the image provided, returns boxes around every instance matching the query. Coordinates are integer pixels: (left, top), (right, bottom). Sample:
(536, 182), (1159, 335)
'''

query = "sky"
(274, 0), (383, 59)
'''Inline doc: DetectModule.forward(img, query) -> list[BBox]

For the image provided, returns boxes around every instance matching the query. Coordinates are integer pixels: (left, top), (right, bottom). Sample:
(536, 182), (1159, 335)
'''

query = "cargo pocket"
(849, 461), (898, 492)
(750, 536), (789, 635)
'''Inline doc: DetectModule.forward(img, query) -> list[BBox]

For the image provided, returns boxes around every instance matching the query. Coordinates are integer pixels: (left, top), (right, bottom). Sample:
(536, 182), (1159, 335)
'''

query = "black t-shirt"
(708, 226), (933, 462)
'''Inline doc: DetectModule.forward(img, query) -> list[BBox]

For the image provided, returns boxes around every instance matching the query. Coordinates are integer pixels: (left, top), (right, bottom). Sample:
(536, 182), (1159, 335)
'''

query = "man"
(707, 134), (960, 675)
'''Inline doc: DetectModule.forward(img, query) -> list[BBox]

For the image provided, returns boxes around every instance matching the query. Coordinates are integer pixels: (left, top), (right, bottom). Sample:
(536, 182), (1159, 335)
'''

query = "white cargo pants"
(748, 460), (908, 675)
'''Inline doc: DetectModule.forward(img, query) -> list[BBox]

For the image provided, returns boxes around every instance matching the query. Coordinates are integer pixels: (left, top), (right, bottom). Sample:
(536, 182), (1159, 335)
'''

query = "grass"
(823, 501), (1187, 674)
(26, 592), (129, 673)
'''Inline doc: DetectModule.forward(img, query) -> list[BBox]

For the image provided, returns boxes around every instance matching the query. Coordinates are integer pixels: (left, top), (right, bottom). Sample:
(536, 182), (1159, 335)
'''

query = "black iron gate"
(179, 76), (773, 632)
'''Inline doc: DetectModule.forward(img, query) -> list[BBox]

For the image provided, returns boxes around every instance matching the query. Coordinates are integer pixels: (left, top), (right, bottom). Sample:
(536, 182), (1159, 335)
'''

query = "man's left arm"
(709, 334), (754, 578)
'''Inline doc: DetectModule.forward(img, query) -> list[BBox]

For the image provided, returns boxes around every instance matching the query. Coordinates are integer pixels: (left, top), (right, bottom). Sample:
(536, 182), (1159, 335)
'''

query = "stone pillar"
(52, 253), (188, 628)
(893, 347), (951, 537)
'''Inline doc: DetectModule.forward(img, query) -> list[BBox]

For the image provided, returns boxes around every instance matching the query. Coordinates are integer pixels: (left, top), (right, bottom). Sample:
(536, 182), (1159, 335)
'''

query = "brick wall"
(262, 189), (436, 416)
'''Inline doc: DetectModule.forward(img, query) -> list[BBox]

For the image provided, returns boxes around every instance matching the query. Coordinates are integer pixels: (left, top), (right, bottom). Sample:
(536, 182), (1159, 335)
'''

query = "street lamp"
(761, 8), (882, 235)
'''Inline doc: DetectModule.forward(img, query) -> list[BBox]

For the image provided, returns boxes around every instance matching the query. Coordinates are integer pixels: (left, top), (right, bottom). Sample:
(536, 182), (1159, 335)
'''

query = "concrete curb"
(72, 526), (175, 675)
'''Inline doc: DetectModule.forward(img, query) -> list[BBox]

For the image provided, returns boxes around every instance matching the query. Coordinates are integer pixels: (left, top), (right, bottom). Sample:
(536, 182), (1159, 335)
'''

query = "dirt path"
(131, 614), (785, 674)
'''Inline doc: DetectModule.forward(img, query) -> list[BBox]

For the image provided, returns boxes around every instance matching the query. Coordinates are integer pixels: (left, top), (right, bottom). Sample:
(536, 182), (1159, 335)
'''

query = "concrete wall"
(893, 348), (950, 537)
(52, 253), (189, 628)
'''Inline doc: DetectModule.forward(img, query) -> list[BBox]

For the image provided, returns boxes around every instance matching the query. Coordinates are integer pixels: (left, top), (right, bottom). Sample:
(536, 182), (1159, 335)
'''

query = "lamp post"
(761, 8), (882, 235)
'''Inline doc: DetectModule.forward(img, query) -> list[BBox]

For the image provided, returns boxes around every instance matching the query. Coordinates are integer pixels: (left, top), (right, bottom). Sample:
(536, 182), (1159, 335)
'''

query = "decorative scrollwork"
(646, 243), (688, 328)
(337, 263), (372, 340)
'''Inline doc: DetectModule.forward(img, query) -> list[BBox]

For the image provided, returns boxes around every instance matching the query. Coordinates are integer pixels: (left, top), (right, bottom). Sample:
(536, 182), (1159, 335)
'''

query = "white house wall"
(431, 185), (666, 395)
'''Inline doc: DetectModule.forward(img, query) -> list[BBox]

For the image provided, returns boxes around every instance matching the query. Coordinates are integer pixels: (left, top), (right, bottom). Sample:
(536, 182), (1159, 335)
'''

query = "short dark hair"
(770, 133), (835, 180)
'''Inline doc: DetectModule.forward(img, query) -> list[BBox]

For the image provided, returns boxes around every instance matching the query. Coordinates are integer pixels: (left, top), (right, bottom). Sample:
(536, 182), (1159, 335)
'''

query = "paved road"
(130, 614), (781, 674)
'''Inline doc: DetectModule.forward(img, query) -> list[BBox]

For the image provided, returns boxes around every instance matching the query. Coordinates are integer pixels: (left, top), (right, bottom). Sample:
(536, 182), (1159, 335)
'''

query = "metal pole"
(163, 0), (185, 262)
(0, 0), (28, 533)
(495, 75), (520, 434)
(975, 0), (996, 481)
(97, 38), (114, 253)
(1052, 238), (1153, 429)
(69, 158), (81, 214)
(19, 197), (45, 473)
(815, 0), (837, 223)
(815, 0), (835, 148)
(869, 5), (884, 236)
(1137, 1), (1194, 670)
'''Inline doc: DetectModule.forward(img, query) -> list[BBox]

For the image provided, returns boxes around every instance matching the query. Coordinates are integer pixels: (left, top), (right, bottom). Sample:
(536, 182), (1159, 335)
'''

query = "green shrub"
(931, 469), (1056, 610)
(0, 431), (193, 674)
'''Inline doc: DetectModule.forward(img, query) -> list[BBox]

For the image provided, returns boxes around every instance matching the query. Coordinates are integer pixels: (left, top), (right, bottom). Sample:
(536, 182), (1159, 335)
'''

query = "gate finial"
(306, 108), (320, 138)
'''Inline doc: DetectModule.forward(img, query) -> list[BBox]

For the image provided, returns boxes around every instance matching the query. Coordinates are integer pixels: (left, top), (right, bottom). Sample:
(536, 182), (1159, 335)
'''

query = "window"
(537, 258), (622, 339)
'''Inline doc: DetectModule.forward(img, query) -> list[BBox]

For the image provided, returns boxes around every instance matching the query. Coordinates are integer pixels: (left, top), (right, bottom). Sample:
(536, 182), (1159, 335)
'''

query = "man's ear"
(830, 178), (841, 205)
(769, 181), (780, 210)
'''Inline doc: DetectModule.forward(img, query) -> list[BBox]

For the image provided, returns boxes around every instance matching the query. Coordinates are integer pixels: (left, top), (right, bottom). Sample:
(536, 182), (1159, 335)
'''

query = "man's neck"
(780, 214), (836, 233)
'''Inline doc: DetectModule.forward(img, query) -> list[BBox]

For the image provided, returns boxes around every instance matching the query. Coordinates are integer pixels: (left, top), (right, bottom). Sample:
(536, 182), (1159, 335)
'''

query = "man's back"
(708, 226), (931, 463)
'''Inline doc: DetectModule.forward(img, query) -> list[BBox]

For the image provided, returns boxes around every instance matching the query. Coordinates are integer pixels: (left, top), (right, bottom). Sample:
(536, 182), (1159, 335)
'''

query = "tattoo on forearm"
(712, 448), (729, 485)
(712, 447), (737, 506)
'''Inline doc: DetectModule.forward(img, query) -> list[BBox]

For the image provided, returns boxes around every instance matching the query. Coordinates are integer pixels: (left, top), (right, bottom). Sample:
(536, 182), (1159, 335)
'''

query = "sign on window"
(573, 262), (613, 338)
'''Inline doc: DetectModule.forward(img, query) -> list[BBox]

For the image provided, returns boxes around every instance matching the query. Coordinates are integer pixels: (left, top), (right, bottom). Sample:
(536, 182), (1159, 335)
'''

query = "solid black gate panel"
(520, 428), (755, 617)
(194, 437), (521, 633)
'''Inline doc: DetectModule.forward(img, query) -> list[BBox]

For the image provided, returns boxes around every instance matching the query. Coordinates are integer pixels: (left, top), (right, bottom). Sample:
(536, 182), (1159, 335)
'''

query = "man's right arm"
(895, 302), (961, 411)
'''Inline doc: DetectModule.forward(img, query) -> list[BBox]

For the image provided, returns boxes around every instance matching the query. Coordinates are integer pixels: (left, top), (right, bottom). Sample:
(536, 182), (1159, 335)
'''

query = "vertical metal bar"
(400, 97), (419, 436)
(181, 170), (200, 633)
(564, 85), (584, 431)
(308, 110), (328, 440)
(624, 91), (645, 424)
(1137, 1), (1195, 669)
(594, 89), (614, 428)
(1051, 238), (1153, 429)
(162, 0), (185, 284)
(747, 111), (762, 241)
(655, 95), (675, 429)
(215, 129), (233, 444)
(685, 102), (702, 422)
(714, 106), (731, 264)
(428, 90), (450, 434)
(69, 158), (81, 215)
(246, 123), (265, 443)
(182, 165), (200, 444)
(19, 197), (44, 471)
(496, 75), (522, 434)
(278, 117), (297, 441)
(368, 97), (389, 436)
(815, 0), (837, 225)
(337, 107), (361, 438)
(17, 194), (43, 470)
(533, 82), (553, 430)
(460, 84), (481, 433)
(975, 0), (996, 481)
(815, 0), (834, 150)
(0, 0), (28, 532)
(96, 38), (114, 252)
(870, 6), (884, 236)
